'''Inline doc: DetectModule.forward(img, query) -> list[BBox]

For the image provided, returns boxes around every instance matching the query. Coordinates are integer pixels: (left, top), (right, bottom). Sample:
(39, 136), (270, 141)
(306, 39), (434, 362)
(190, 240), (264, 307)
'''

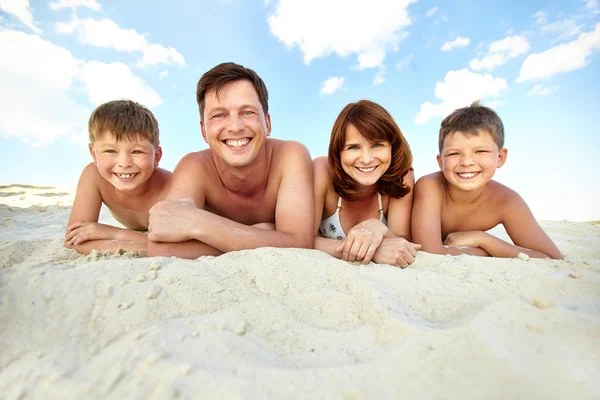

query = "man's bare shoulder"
(269, 138), (310, 159)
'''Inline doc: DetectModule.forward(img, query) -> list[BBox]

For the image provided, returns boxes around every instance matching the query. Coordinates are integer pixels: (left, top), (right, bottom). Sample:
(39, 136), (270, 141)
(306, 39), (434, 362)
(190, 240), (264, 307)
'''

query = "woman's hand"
(335, 219), (389, 264)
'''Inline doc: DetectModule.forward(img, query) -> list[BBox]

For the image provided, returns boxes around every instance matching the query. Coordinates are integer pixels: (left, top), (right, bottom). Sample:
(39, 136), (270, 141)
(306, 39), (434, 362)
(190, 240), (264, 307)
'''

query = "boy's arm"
(67, 239), (149, 255)
(149, 142), (315, 255)
(65, 164), (146, 254)
(411, 175), (488, 257)
(493, 193), (562, 259)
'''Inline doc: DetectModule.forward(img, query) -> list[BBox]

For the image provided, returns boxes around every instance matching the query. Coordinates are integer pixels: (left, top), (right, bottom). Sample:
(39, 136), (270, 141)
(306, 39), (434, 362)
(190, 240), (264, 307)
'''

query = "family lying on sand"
(64, 62), (562, 266)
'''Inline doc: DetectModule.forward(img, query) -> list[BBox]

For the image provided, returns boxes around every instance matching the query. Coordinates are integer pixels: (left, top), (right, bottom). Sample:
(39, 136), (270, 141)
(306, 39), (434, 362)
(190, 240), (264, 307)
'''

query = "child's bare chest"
(102, 192), (158, 231)
(441, 201), (501, 239)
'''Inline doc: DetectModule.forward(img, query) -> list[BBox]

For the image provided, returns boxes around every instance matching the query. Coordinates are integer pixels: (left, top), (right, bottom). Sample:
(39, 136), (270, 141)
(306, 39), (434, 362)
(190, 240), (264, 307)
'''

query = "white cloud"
(0, 30), (88, 145)
(0, 29), (162, 146)
(56, 17), (186, 67)
(583, 0), (597, 10)
(79, 61), (162, 107)
(268, 0), (414, 70)
(469, 35), (530, 71)
(433, 14), (448, 26)
(158, 70), (169, 79)
(518, 23), (600, 82)
(414, 69), (508, 125)
(373, 67), (386, 85)
(0, 0), (41, 33)
(425, 6), (438, 17)
(527, 84), (559, 96)
(320, 77), (345, 95)
(441, 36), (470, 52)
(396, 53), (413, 70)
(49, 0), (101, 11)
(532, 11), (547, 25)
(540, 18), (582, 41)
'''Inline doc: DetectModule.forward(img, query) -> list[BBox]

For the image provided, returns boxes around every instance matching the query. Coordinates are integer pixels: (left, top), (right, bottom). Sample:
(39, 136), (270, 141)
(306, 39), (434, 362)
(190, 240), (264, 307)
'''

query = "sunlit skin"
(437, 130), (506, 197)
(89, 132), (162, 193)
(340, 124), (392, 191)
(201, 79), (271, 171)
(147, 77), (314, 259)
(412, 129), (562, 259)
(313, 124), (419, 268)
(65, 131), (172, 255)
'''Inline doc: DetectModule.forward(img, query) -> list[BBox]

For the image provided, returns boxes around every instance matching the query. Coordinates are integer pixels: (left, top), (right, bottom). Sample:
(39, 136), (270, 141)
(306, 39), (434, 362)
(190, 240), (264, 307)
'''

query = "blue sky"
(1, 0), (599, 221)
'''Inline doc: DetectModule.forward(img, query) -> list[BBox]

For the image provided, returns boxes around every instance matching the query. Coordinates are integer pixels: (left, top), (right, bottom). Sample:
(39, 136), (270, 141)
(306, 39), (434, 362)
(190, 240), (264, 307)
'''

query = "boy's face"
(89, 132), (162, 192)
(437, 130), (507, 192)
(340, 124), (392, 187)
(200, 79), (271, 169)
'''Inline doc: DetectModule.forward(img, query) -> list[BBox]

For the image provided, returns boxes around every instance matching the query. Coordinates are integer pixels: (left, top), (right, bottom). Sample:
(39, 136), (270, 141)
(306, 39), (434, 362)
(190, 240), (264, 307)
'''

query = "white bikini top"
(318, 193), (387, 240)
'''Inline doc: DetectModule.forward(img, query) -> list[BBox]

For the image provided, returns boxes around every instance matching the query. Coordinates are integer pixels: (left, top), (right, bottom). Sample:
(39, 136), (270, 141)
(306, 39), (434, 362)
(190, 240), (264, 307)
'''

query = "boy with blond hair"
(412, 101), (562, 259)
(65, 100), (172, 254)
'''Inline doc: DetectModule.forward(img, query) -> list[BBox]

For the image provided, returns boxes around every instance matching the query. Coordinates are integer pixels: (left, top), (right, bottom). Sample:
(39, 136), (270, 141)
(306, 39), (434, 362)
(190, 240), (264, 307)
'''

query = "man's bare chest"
(205, 191), (277, 225)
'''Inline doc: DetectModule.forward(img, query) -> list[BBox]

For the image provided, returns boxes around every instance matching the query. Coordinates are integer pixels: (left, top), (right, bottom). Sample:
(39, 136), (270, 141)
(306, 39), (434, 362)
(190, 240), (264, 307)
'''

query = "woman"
(314, 100), (420, 267)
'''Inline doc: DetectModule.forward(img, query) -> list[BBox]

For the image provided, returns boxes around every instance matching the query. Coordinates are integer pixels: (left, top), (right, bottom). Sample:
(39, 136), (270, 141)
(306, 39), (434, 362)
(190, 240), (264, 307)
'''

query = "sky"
(0, 0), (599, 221)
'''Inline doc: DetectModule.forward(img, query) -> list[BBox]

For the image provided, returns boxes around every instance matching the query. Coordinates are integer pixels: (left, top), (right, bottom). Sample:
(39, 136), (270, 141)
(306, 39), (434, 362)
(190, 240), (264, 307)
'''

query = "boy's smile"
(437, 130), (507, 192)
(89, 132), (161, 192)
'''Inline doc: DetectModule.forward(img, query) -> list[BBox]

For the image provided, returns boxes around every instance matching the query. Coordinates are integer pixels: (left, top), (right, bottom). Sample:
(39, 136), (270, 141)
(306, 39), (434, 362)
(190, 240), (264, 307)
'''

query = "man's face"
(437, 130), (507, 192)
(201, 79), (271, 169)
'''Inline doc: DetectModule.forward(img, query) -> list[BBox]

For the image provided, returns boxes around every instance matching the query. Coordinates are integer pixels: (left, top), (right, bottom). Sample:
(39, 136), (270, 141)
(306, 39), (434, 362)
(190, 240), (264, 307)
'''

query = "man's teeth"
(458, 172), (478, 178)
(225, 138), (250, 147)
(357, 166), (376, 172)
(116, 173), (136, 179)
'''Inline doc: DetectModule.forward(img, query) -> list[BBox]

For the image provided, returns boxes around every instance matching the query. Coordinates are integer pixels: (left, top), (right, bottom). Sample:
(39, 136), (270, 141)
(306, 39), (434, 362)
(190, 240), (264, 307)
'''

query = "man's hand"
(443, 231), (487, 248)
(65, 222), (116, 247)
(335, 219), (388, 264)
(371, 237), (421, 268)
(148, 198), (200, 243)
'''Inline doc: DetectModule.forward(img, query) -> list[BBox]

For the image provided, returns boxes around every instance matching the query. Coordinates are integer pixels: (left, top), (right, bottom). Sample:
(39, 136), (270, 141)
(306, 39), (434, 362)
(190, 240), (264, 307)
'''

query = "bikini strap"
(336, 196), (343, 211)
(377, 192), (384, 220)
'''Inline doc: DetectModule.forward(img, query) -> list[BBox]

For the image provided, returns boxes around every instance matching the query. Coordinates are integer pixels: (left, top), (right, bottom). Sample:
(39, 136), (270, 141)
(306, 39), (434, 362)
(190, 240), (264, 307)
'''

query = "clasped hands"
(334, 219), (421, 268)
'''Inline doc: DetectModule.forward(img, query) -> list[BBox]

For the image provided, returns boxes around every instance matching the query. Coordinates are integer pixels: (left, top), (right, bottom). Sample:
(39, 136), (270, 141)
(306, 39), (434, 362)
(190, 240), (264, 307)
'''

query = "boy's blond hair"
(439, 100), (504, 153)
(88, 100), (160, 146)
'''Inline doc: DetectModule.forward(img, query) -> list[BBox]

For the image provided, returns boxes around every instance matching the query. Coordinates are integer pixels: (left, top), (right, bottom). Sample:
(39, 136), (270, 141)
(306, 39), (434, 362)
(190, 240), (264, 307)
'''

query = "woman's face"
(340, 124), (392, 187)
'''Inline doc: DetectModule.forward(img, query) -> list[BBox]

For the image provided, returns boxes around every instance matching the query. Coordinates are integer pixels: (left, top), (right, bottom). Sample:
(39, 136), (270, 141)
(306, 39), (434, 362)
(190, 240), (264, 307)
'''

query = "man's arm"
(411, 174), (489, 257)
(149, 142), (314, 255)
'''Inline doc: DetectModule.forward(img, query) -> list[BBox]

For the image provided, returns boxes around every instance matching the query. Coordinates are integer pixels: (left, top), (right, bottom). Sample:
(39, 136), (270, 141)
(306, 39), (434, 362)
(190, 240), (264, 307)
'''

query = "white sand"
(1, 184), (599, 399)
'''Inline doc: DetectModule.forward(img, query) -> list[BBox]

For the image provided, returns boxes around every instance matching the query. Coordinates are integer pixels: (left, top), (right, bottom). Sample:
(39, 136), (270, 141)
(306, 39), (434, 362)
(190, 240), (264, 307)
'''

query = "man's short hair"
(88, 100), (159, 146)
(196, 62), (269, 121)
(439, 100), (504, 153)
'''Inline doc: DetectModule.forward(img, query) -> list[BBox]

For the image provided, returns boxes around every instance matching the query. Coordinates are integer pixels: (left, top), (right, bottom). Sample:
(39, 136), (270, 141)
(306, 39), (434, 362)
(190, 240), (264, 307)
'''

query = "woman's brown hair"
(328, 100), (413, 201)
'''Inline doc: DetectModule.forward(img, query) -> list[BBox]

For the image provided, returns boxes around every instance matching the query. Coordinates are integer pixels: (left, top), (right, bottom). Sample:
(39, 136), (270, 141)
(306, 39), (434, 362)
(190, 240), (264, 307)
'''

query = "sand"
(0, 184), (599, 399)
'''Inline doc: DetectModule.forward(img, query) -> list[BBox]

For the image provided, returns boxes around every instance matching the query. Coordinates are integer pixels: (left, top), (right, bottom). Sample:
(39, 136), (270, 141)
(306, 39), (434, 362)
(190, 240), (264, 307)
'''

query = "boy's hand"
(65, 222), (115, 246)
(443, 231), (487, 248)
(335, 219), (389, 264)
(148, 199), (199, 242)
(371, 237), (421, 268)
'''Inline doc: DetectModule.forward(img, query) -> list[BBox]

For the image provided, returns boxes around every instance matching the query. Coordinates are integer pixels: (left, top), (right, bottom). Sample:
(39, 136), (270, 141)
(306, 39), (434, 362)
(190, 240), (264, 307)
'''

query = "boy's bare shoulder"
(414, 172), (445, 193)
(485, 180), (525, 207)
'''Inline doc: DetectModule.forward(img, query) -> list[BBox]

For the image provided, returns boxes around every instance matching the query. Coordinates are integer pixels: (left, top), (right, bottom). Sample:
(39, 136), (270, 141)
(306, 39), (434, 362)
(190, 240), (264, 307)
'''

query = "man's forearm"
(192, 209), (313, 252)
(148, 240), (222, 259)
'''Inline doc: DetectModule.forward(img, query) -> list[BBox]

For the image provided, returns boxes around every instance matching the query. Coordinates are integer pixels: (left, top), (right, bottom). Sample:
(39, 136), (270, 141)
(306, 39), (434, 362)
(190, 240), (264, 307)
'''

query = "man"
(147, 62), (314, 258)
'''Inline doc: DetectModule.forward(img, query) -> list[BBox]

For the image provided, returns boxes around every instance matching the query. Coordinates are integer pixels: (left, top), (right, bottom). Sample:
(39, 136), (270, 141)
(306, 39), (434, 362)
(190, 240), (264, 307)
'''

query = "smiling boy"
(146, 62), (314, 259)
(412, 101), (562, 259)
(65, 100), (172, 254)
